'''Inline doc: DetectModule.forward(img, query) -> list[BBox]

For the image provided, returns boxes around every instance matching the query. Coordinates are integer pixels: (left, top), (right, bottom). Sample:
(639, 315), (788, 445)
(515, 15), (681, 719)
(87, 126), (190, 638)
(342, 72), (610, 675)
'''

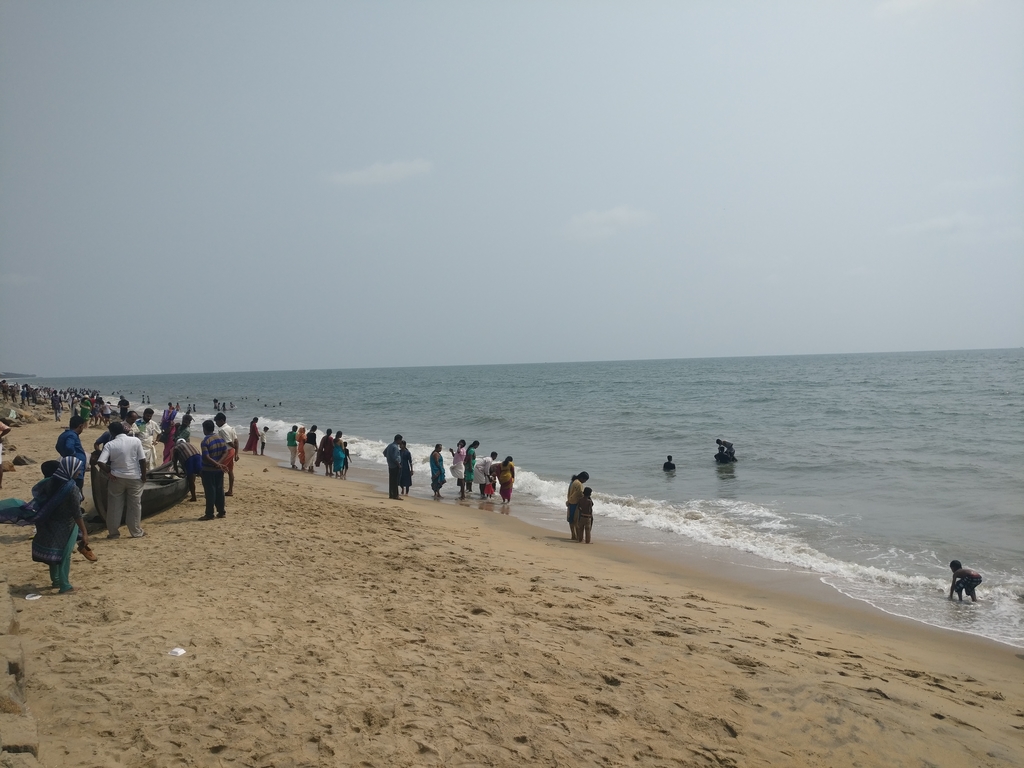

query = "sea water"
(33, 349), (1024, 647)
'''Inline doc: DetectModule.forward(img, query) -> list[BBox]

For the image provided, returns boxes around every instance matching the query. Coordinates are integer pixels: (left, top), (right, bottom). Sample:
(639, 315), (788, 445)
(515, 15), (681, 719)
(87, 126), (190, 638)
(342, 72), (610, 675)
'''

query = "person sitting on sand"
(663, 455), (675, 471)
(948, 560), (982, 602)
(575, 487), (595, 544)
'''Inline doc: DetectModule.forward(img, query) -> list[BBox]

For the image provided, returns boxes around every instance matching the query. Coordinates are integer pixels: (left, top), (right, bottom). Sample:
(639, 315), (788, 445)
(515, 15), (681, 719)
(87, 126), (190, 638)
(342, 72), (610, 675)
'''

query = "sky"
(1, 0), (1021, 377)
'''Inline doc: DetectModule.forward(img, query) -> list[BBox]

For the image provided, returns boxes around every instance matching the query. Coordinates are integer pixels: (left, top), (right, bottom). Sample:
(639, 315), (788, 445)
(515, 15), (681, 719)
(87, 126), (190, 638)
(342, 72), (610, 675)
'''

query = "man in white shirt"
(214, 412), (239, 496)
(136, 408), (161, 469)
(97, 421), (148, 538)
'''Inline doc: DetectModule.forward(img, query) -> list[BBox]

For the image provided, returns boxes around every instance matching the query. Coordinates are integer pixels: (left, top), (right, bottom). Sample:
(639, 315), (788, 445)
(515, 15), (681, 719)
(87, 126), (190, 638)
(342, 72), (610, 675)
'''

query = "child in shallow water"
(948, 560), (982, 602)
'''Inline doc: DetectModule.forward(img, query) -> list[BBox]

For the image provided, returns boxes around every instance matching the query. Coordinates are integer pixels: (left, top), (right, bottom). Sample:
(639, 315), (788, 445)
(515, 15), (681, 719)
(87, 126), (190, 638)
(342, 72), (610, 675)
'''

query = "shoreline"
(3, 412), (1023, 766)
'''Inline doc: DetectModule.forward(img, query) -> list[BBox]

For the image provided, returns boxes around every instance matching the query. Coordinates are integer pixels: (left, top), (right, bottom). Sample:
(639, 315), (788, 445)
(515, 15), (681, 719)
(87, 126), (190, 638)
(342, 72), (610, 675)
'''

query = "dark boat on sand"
(89, 464), (188, 521)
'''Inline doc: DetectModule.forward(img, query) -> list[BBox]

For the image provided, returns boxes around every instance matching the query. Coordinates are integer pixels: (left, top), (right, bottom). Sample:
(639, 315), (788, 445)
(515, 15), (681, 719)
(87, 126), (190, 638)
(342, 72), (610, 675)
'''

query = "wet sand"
(2, 413), (1023, 767)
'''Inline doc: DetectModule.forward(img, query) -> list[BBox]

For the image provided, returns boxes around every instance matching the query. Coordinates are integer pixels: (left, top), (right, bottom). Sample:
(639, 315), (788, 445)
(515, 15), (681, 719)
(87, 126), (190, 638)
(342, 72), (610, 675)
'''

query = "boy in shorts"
(948, 560), (982, 602)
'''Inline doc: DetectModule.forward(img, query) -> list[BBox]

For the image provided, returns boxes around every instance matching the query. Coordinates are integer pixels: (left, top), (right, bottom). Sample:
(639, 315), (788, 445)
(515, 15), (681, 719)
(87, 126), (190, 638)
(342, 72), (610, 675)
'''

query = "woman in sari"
(399, 440), (414, 495)
(32, 457), (90, 593)
(316, 429), (334, 476)
(243, 417), (260, 455)
(498, 456), (515, 509)
(296, 426), (307, 468)
(333, 437), (345, 478)
(429, 443), (446, 500)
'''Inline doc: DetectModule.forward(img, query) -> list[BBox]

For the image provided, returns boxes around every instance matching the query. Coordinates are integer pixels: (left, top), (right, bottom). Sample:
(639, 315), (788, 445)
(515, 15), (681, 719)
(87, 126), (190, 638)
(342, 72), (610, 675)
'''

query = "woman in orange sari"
(296, 426), (307, 467)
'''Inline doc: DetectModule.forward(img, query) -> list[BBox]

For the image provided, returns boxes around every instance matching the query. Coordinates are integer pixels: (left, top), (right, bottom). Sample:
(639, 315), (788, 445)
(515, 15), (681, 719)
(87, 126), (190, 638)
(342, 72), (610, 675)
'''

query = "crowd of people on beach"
(0, 382), (985, 602)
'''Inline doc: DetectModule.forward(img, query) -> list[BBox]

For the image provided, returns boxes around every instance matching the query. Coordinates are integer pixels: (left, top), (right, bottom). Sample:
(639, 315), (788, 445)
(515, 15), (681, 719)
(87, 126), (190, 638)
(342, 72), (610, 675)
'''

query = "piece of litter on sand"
(168, 647), (186, 656)
(25, 594), (41, 600)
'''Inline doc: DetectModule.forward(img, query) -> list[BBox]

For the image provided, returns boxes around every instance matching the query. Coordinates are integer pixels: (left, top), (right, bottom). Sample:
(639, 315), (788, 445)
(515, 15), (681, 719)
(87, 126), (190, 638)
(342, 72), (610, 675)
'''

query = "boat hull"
(90, 465), (188, 522)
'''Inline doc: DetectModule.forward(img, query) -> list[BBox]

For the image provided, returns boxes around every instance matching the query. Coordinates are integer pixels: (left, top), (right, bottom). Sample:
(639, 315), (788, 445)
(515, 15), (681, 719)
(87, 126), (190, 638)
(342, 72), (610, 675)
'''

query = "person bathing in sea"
(663, 455), (675, 471)
(430, 444), (446, 499)
(716, 439), (736, 461)
(450, 440), (467, 500)
(949, 560), (982, 602)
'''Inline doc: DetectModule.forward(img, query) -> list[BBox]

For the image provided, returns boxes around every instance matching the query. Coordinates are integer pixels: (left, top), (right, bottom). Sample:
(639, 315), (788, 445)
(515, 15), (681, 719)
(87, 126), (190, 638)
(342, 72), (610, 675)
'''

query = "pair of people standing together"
(566, 472), (594, 543)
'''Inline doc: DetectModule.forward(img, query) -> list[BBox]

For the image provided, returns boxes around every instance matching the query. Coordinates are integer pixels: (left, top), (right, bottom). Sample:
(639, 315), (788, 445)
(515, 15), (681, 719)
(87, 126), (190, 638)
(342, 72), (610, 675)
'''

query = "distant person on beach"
(317, 429), (334, 476)
(303, 426), (318, 473)
(498, 457), (515, 509)
(384, 434), (403, 500)
(333, 437), (345, 478)
(55, 416), (88, 489)
(478, 451), (496, 498)
(663, 455), (675, 471)
(199, 419), (228, 519)
(566, 472), (589, 541)
(214, 413), (239, 495)
(161, 403), (179, 463)
(176, 414), (193, 443)
(716, 439), (736, 461)
(287, 426), (299, 469)
(261, 426), (269, 455)
(30, 458), (91, 593)
(450, 440), (467, 500)
(341, 441), (350, 479)
(172, 437), (201, 502)
(97, 421), (147, 539)
(429, 444), (446, 498)
(137, 408), (161, 470)
(576, 487), (595, 544)
(399, 440), (414, 495)
(51, 392), (62, 421)
(949, 561), (983, 602)
(464, 440), (479, 494)
(118, 396), (130, 420)
(244, 417), (260, 455)
(296, 426), (307, 469)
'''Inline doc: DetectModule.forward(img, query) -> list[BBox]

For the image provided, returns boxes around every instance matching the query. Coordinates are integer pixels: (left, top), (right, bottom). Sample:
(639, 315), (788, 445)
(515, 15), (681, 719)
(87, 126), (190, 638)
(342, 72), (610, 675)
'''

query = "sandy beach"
(1, 412), (1022, 767)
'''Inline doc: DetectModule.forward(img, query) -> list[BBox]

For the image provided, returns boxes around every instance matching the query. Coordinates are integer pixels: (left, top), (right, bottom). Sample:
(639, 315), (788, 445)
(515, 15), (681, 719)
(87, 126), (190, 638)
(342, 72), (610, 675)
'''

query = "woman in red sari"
(243, 417), (260, 455)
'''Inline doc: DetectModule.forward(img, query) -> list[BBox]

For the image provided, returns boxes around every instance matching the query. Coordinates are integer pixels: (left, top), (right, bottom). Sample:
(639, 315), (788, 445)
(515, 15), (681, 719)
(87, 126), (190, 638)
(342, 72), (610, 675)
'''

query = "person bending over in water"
(716, 439), (735, 460)
(948, 560), (982, 602)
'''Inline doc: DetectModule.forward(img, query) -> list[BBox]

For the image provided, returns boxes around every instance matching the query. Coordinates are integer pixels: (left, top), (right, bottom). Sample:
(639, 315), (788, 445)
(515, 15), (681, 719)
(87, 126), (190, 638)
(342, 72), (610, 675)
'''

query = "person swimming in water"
(663, 455), (675, 471)
(716, 439), (735, 459)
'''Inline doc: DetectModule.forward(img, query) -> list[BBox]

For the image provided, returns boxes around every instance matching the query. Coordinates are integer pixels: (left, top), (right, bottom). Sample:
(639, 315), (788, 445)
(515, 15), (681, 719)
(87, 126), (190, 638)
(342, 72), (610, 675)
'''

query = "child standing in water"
(575, 487), (595, 543)
(948, 560), (982, 602)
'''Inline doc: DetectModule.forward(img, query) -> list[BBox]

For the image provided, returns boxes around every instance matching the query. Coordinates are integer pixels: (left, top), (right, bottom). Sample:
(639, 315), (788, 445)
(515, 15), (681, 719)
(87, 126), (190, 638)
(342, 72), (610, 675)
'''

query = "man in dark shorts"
(172, 437), (202, 502)
(948, 560), (982, 602)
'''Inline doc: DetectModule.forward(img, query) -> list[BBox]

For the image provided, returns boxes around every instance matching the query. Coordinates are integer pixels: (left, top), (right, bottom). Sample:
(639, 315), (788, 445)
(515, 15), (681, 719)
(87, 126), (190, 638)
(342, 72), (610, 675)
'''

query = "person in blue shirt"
(55, 416), (88, 489)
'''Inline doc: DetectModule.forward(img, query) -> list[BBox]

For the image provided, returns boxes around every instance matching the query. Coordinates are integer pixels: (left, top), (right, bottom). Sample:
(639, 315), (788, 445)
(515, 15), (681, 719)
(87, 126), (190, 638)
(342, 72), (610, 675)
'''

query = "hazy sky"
(1, 0), (1021, 376)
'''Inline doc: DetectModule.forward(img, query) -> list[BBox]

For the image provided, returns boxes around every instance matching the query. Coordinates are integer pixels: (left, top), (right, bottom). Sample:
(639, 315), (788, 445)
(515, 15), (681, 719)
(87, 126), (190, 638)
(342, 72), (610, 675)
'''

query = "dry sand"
(2, 413), (1023, 767)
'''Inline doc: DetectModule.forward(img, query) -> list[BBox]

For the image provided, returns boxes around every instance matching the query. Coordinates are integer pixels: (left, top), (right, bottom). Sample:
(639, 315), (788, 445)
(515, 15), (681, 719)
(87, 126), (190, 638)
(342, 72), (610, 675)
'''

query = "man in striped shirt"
(199, 420), (228, 520)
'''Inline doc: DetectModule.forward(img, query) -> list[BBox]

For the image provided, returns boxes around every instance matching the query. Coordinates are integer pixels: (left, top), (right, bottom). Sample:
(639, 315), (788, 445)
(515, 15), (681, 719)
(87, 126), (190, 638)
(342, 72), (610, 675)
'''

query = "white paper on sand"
(168, 647), (186, 656)
(25, 594), (41, 600)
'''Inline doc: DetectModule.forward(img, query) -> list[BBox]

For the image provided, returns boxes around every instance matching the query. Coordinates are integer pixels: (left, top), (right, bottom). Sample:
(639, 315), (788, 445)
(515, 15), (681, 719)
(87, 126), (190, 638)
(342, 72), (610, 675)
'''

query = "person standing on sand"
(464, 440), (479, 495)
(449, 440), (467, 500)
(29, 458), (91, 594)
(199, 419), (228, 520)
(261, 426), (269, 455)
(172, 437), (201, 503)
(566, 472), (589, 541)
(136, 408), (161, 470)
(243, 417), (260, 455)
(399, 440), (414, 495)
(949, 560), (983, 602)
(575, 487), (595, 544)
(55, 416), (88, 490)
(97, 421), (147, 539)
(429, 443), (446, 499)
(477, 451), (496, 498)
(176, 414), (194, 443)
(287, 426), (299, 469)
(341, 441), (351, 479)
(333, 437), (345, 478)
(160, 403), (179, 464)
(296, 426), (307, 469)
(214, 413), (239, 496)
(384, 434), (403, 500)
(303, 426), (319, 472)
(51, 391), (62, 421)
(317, 429), (334, 476)
(498, 457), (515, 509)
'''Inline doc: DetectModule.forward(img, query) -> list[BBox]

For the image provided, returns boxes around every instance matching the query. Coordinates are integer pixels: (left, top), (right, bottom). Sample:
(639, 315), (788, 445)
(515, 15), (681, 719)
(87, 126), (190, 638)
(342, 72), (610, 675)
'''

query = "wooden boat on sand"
(89, 464), (188, 522)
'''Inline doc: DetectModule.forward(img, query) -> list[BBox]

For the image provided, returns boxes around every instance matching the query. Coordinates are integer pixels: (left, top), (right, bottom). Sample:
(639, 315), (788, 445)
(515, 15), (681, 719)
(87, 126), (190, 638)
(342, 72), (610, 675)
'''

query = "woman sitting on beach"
(498, 457), (515, 509)
(244, 417), (260, 456)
